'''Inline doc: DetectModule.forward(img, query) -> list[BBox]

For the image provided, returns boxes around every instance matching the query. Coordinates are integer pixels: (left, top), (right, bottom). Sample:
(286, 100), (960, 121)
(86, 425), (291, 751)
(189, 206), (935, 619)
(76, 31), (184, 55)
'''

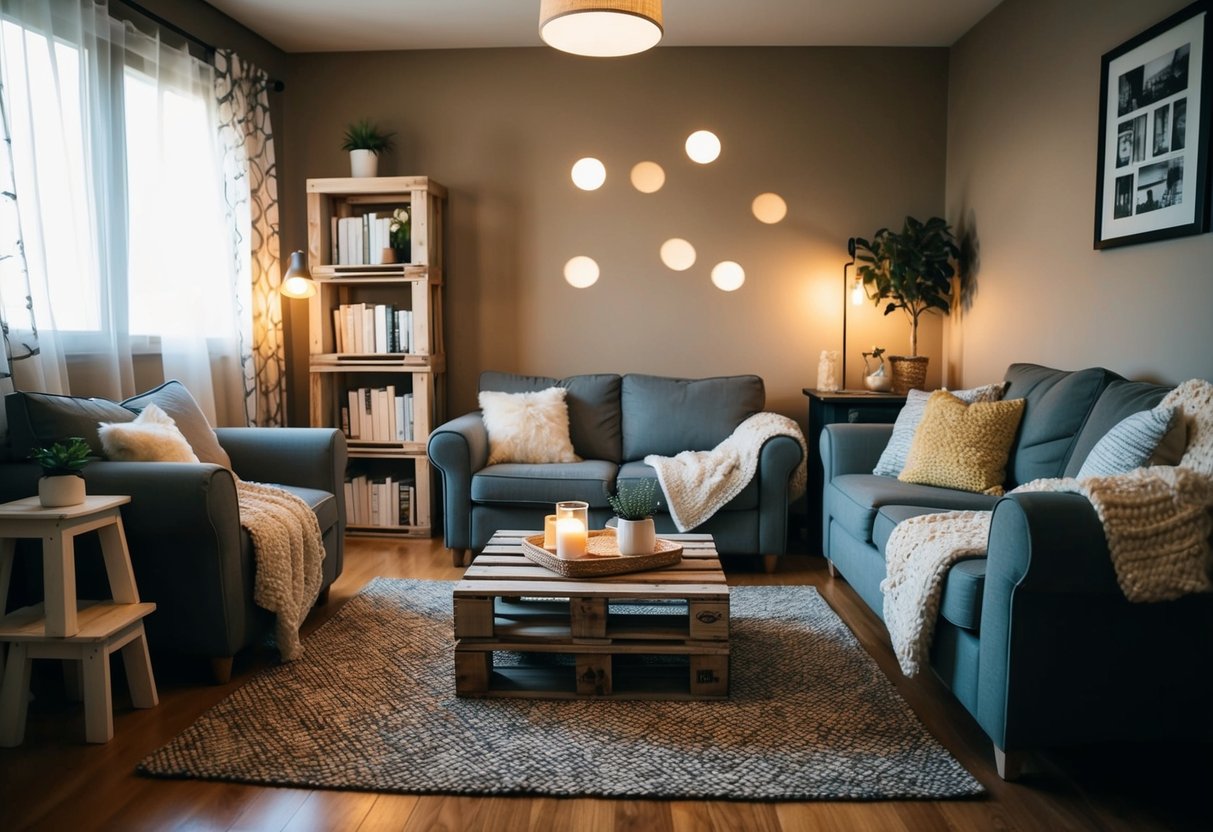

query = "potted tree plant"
(30, 437), (91, 507)
(854, 216), (959, 393)
(606, 479), (660, 556)
(342, 118), (394, 178)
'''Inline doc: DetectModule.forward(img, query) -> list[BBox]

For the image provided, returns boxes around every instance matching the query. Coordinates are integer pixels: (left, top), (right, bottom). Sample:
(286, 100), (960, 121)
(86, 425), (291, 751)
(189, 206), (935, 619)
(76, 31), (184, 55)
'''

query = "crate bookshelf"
(306, 176), (446, 538)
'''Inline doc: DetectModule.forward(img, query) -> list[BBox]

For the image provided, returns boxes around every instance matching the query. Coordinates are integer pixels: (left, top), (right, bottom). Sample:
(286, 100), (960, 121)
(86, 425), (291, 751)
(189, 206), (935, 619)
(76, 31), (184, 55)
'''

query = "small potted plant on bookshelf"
(30, 437), (91, 507)
(389, 206), (410, 263)
(342, 118), (394, 178)
(606, 479), (660, 556)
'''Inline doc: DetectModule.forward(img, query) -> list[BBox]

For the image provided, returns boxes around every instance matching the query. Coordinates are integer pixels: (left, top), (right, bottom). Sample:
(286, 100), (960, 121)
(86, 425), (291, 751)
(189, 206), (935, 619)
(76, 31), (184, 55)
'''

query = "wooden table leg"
(0, 643), (32, 747)
(97, 518), (138, 604)
(81, 643), (113, 744)
(42, 530), (78, 637)
(120, 626), (158, 709)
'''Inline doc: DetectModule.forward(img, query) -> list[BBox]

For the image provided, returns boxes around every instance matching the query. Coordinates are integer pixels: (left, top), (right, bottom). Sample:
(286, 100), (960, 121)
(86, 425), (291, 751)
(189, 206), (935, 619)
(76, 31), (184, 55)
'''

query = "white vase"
(349, 149), (378, 178)
(38, 475), (86, 508)
(615, 517), (656, 556)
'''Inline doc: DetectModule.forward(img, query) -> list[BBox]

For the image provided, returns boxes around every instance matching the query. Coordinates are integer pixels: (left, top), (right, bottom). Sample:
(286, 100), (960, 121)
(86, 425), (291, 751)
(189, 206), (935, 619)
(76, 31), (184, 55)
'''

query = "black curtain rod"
(113, 0), (285, 92)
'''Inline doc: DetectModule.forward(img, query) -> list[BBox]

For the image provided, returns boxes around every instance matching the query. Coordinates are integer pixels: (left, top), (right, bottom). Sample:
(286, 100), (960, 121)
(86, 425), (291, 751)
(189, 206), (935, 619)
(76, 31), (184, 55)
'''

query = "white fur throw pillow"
(98, 402), (201, 463)
(479, 387), (580, 465)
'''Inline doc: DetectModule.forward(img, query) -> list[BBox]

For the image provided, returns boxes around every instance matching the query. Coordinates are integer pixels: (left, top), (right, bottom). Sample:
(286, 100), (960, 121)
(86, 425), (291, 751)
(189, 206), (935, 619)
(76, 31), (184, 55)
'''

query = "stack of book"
(342, 387), (415, 442)
(333, 303), (414, 354)
(331, 211), (404, 266)
(344, 475), (416, 528)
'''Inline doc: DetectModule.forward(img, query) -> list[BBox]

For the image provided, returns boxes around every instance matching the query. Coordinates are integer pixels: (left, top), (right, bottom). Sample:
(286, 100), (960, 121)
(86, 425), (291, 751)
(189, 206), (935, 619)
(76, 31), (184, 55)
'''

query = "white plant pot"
(38, 475), (86, 508)
(615, 517), (656, 556)
(349, 149), (378, 178)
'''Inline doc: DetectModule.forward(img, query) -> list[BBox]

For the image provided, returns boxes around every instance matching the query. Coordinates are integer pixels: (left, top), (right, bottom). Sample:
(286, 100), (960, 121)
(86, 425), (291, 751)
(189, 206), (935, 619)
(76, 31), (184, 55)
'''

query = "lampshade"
(539, 0), (663, 57)
(280, 250), (317, 299)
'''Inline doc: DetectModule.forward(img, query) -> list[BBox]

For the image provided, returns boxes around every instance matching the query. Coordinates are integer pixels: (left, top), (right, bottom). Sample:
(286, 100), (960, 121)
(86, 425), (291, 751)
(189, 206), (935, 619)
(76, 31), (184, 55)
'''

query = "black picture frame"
(1094, 1), (1212, 249)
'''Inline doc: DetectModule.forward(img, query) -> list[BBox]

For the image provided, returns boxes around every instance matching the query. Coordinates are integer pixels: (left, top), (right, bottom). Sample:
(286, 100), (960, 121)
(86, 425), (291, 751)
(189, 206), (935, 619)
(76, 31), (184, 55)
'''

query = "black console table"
(802, 389), (907, 555)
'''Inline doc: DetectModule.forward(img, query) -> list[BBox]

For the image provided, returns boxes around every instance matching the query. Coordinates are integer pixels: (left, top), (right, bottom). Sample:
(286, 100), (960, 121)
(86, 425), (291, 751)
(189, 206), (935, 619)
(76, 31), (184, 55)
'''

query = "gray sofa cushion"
(1002, 363), (1120, 488)
(825, 474), (999, 544)
(621, 373), (764, 460)
(274, 484), (339, 533)
(471, 460), (617, 507)
(4, 391), (135, 457)
(479, 371), (622, 463)
(1063, 379), (1174, 478)
(617, 459), (758, 511)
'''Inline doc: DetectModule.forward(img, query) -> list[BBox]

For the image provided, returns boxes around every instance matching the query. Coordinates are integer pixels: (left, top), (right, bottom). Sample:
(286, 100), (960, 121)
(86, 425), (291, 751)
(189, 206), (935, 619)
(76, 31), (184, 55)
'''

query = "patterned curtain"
(0, 79), (42, 443)
(214, 49), (284, 427)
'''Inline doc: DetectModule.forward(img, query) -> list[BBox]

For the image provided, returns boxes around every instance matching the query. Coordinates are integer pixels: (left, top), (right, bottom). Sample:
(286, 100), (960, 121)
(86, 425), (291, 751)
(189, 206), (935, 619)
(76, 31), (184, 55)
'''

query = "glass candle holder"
(555, 500), (589, 559)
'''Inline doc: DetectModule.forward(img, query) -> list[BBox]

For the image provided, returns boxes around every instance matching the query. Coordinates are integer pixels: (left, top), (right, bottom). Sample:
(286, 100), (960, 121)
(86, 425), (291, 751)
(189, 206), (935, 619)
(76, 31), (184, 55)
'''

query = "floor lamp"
(841, 238), (857, 391)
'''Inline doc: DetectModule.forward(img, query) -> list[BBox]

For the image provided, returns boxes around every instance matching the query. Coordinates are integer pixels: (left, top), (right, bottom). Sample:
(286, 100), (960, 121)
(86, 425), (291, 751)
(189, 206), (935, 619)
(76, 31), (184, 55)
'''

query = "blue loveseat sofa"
(428, 371), (804, 567)
(821, 363), (1213, 779)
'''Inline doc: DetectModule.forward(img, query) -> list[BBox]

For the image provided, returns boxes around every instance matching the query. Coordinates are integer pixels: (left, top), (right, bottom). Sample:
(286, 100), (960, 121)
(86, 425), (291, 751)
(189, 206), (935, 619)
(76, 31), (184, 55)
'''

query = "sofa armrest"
(79, 461), (249, 656)
(756, 434), (805, 556)
(427, 411), (489, 551)
(820, 423), (894, 479)
(975, 491), (1213, 752)
(215, 427), (347, 494)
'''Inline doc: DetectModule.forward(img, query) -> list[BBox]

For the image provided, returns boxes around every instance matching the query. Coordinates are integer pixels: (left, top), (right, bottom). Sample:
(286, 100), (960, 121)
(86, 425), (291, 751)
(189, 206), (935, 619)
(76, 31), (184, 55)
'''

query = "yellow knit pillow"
(899, 391), (1026, 495)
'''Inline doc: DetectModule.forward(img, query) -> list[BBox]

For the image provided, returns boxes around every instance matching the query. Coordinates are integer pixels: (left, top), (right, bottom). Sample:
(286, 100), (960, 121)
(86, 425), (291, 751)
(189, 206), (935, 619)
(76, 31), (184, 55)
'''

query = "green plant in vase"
(30, 437), (91, 507)
(607, 479), (660, 555)
(853, 215), (958, 392)
(342, 118), (394, 178)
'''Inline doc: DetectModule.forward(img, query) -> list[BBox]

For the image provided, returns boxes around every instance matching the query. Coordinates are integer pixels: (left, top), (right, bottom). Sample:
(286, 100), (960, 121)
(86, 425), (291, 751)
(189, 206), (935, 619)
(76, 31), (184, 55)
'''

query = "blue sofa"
(821, 363), (1213, 779)
(428, 371), (804, 567)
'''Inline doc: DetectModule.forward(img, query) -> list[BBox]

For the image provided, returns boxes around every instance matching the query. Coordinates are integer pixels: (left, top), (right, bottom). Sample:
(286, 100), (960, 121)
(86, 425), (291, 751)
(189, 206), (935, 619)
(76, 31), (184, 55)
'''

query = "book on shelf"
(330, 208), (405, 267)
(343, 386), (415, 442)
(332, 303), (416, 356)
(344, 474), (417, 527)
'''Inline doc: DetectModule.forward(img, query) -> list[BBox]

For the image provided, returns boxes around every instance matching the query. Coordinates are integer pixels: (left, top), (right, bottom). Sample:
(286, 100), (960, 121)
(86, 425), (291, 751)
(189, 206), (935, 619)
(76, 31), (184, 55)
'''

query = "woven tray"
(520, 530), (682, 578)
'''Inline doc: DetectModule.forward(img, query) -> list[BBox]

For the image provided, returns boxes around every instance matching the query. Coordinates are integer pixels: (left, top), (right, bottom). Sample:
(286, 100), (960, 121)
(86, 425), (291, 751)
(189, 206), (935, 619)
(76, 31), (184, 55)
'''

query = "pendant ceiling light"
(539, 0), (663, 57)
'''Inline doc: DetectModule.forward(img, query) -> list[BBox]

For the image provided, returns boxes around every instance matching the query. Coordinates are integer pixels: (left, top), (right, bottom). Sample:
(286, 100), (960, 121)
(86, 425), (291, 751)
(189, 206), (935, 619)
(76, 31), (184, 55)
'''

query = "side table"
(0, 495), (158, 745)
(802, 389), (906, 556)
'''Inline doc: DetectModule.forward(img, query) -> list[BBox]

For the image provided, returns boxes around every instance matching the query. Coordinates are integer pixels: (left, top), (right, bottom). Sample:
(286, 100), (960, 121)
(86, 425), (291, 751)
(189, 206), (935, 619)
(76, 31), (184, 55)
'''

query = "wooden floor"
(1, 536), (1209, 831)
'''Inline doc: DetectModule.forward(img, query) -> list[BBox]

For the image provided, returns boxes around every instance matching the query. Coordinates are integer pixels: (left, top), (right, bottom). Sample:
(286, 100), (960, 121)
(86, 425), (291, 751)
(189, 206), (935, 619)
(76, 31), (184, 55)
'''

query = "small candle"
(556, 517), (587, 559)
(543, 514), (557, 549)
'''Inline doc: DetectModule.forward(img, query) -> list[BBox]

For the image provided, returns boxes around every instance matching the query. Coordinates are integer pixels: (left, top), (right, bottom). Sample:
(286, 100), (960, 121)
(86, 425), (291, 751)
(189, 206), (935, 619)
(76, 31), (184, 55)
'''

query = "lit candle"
(556, 517), (587, 559)
(543, 514), (557, 549)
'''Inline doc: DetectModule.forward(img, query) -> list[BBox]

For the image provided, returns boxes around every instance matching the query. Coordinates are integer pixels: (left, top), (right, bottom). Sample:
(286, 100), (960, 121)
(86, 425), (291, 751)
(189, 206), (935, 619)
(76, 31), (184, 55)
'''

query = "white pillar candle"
(555, 517), (587, 559)
(543, 514), (558, 549)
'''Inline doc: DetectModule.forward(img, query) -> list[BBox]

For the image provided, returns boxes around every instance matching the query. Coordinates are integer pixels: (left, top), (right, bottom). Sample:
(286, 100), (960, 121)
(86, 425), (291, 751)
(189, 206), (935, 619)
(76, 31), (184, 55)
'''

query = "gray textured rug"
(139, 578), (983, 800)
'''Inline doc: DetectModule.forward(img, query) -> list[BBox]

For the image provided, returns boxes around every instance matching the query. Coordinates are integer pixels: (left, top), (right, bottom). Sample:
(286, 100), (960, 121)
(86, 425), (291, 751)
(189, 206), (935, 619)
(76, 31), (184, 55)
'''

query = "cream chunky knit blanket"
(644, 412), (808, 532)
(237, 480), (326, 660)
(881, 378), (1213, 677)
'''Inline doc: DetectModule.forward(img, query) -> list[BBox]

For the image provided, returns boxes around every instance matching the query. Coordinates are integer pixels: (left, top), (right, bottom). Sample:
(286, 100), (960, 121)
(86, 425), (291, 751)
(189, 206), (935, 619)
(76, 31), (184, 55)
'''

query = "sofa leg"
(210, 657), (234, 685)
(994, 745), (1025, 781)
(827, 559), (836, 577)
(761, 555), (778, 574)
(451, 548), (469, 567)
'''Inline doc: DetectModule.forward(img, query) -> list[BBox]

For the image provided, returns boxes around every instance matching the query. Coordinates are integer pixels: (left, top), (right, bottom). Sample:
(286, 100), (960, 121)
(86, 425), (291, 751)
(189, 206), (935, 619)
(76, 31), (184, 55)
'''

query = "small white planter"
(615, 517), (656, 556)
(39, 475), (86, 508)
(349, 149), (379, 178)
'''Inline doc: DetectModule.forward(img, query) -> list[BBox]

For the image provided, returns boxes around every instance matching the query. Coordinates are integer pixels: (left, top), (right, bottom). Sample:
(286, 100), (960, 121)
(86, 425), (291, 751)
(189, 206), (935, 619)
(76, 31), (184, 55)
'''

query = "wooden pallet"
(453, 531), (729, 700)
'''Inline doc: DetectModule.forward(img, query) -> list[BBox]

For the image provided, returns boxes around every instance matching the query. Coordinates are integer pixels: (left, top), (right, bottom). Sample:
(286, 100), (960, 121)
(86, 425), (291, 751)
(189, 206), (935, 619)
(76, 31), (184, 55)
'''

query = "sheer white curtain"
(0, 0), (241, 423)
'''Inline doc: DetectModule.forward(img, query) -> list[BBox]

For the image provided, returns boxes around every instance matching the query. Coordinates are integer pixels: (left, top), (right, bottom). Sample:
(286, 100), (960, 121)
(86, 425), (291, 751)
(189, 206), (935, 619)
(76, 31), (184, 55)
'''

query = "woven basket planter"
(889, 355), (929, 394)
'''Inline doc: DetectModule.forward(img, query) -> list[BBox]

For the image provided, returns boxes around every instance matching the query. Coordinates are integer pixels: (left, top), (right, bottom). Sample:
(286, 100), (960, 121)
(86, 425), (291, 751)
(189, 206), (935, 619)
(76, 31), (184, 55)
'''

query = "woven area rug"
(139, 578), (983, 800)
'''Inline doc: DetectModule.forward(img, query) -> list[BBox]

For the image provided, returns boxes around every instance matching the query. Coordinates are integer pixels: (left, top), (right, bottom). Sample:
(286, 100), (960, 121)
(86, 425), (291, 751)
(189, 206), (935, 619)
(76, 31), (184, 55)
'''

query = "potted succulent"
(30, 437), (91, 507)
(854, 216), (959, 393)
(606, 479), (660, 556)
(342, 118), (394, 178)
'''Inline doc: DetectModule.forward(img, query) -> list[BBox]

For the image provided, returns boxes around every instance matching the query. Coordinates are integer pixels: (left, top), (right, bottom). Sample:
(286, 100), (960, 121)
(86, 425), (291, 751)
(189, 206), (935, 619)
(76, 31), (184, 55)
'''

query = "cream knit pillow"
(479, 387), (581, 465)
(873, 382), (1008, 477)
(899, 391), (1025, 495)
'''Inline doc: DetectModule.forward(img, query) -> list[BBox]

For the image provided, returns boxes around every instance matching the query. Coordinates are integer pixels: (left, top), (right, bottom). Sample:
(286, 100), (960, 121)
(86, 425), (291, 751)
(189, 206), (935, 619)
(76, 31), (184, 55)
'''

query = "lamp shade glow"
(539, 0), (663, 58)
(685, 130), (721, 164)
(571, 157), (607, 190)
(280, 250), (316, 299)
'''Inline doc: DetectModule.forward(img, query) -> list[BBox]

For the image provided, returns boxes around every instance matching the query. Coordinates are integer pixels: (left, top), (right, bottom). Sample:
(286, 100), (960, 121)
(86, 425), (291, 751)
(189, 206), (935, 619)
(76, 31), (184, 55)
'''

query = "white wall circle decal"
(660, 238), (696, 271)
(571, 157), (606, 190)
(711, 261), (745, 291)
(564, 256), (600, 288)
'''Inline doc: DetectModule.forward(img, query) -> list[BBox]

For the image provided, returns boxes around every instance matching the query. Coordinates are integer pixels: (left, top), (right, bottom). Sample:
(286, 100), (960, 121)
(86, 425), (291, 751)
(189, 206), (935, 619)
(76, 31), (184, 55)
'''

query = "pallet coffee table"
(453, 531), (729, 700)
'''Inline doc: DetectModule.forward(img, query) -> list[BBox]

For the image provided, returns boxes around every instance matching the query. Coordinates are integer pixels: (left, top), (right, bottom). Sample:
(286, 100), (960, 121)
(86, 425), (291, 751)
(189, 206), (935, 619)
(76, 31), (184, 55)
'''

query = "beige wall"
(281, 47), (950, 424)
(947, 0), (1213, 388)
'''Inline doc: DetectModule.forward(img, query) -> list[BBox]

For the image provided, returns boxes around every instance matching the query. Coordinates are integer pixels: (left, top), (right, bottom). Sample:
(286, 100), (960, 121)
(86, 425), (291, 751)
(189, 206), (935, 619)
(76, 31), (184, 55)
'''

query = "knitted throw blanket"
(237, 480), (326, 661)
(881, 377), (1213, 677)
(644, 412), (807, 532)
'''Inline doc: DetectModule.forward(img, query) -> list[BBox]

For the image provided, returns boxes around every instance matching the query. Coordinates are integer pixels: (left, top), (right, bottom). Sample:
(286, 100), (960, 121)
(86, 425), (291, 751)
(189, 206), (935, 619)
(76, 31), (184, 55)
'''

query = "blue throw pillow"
(1077, 404), (1179, 478)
